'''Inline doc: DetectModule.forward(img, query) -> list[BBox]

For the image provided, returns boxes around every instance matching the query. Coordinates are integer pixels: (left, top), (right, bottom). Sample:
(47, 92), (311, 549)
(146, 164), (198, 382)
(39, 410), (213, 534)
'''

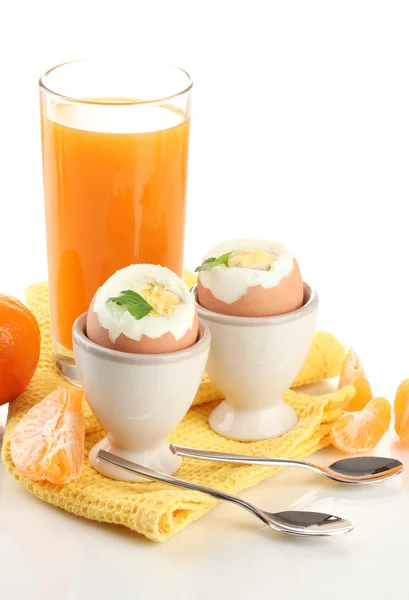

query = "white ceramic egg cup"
(194, 284), (318, 441)
(73, 313), (210, 482)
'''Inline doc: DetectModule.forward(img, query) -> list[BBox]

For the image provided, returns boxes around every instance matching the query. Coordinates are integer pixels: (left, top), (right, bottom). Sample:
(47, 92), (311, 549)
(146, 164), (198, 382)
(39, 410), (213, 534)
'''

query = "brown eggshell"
(86, 307), (199, 354)
(197, 259), (304, 317)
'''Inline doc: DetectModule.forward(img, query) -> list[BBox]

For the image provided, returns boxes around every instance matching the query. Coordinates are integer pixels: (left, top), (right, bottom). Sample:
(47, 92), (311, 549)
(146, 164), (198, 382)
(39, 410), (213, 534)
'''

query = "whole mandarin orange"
(0, 294), (40, 405)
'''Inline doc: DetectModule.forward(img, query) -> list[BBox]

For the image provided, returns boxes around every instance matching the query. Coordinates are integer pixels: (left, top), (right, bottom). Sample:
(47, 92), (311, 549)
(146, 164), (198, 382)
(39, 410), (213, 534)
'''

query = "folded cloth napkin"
(1, 278), (353, 542)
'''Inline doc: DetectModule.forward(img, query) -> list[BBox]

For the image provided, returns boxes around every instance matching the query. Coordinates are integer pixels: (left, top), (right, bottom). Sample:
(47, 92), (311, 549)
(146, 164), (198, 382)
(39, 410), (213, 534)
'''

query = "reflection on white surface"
(0, 425), (408, 600)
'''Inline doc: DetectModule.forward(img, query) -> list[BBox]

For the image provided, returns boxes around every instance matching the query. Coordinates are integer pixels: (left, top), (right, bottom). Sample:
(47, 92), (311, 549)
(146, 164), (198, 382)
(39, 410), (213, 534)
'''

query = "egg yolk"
(135, 283), (182, 317)
(228, 250), (277, 271)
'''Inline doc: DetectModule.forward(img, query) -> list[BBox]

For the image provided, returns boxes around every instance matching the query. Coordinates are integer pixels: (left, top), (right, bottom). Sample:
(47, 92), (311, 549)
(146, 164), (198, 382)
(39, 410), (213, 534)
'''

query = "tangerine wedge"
(10, 387), (85, 484)
(330, 397), (391, 454)
(394, 379), (409, 445)
(338, 348), (373, 411)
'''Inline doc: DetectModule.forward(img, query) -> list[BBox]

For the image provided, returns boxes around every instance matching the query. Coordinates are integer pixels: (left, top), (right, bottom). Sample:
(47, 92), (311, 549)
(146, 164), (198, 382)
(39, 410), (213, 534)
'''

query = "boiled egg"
(86, 264), (198, 353)
(196, 239), (304, 317)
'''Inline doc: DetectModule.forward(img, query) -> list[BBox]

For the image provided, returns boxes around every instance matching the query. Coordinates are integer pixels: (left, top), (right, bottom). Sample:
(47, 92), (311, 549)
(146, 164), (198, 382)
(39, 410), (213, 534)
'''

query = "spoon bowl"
(267, 511), (353, 536)
(327, 456), (403, 482)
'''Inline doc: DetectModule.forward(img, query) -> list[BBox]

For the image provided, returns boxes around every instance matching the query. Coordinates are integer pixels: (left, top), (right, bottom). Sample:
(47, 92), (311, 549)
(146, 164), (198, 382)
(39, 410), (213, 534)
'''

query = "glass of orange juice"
(39, 58), (192, 382)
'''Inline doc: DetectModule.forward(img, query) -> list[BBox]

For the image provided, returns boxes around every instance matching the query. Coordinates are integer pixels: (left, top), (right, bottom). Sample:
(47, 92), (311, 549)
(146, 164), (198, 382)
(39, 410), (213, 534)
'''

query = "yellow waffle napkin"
(1, 278), (353, 542)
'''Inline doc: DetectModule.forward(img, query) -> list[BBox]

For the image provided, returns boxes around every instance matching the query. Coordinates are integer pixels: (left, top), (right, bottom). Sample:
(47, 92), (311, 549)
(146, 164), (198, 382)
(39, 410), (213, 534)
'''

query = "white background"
(1, 0), (409, 400)
(1, 1), (409, 598)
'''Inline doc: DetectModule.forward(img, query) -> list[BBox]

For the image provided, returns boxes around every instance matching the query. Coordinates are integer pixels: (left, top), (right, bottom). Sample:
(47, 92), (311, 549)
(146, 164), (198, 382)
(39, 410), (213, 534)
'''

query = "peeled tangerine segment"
(330, 397), (391, 454)
(338, 348), (373, 411)
(10, 387), (85, 484)
(394, 379), (409, 445)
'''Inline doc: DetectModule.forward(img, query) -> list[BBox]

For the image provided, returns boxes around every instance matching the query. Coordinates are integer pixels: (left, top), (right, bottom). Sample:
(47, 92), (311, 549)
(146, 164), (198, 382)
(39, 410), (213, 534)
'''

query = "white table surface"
(1, 393), (408, 600)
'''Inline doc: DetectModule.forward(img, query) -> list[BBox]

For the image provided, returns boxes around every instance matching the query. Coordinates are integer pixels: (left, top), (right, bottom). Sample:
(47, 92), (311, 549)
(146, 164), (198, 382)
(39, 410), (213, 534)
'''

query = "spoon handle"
(97, 450), (271, 526)
(170, 444), (321, 474)
(97, 451), (352, 536)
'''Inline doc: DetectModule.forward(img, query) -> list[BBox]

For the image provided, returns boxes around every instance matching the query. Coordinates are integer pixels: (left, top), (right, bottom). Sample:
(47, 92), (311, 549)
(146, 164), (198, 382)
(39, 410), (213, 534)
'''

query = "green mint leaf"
(107, 289), (152, 320)
(194, 251), (233, 272)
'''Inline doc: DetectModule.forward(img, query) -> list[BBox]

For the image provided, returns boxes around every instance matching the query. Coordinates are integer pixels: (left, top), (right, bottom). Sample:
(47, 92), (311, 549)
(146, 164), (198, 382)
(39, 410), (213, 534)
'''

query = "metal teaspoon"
(97, 450), (353, 537)
(170, 445), (404, 484)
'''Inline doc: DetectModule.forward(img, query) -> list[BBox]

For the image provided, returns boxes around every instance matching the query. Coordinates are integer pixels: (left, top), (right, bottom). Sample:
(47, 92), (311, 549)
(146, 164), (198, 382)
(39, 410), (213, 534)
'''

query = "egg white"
(199, 239), (295, 304)
(93, 264), (196, 343)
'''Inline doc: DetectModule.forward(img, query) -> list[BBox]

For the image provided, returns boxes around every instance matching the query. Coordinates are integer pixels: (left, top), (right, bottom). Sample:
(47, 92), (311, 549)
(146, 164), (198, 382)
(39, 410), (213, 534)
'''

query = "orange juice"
(41, 102), (190, 351)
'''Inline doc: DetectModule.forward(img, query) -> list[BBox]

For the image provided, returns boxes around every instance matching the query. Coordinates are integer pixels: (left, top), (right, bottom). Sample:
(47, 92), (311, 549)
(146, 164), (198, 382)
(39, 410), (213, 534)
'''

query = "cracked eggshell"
(86, 309), (198, 354)
(86, 264), (199, 354)
(197, 259), (304, 317)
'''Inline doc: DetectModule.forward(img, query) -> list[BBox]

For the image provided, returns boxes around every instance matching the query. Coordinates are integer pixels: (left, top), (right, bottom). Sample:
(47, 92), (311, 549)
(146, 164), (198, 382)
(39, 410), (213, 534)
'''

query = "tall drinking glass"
(40, 58), (192, 382)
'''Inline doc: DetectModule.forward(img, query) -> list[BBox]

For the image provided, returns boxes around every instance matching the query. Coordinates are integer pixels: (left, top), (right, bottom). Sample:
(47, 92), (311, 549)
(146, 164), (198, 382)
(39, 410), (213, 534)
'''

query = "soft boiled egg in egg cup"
(195, 239), (318, 442)
(72, 264), (210, 482)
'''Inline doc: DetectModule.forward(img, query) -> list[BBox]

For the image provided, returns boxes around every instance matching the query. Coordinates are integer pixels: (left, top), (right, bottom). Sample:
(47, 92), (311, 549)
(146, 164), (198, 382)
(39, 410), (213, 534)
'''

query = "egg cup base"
(208, 399), (298, 442)
(89, 437), (182, 482)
